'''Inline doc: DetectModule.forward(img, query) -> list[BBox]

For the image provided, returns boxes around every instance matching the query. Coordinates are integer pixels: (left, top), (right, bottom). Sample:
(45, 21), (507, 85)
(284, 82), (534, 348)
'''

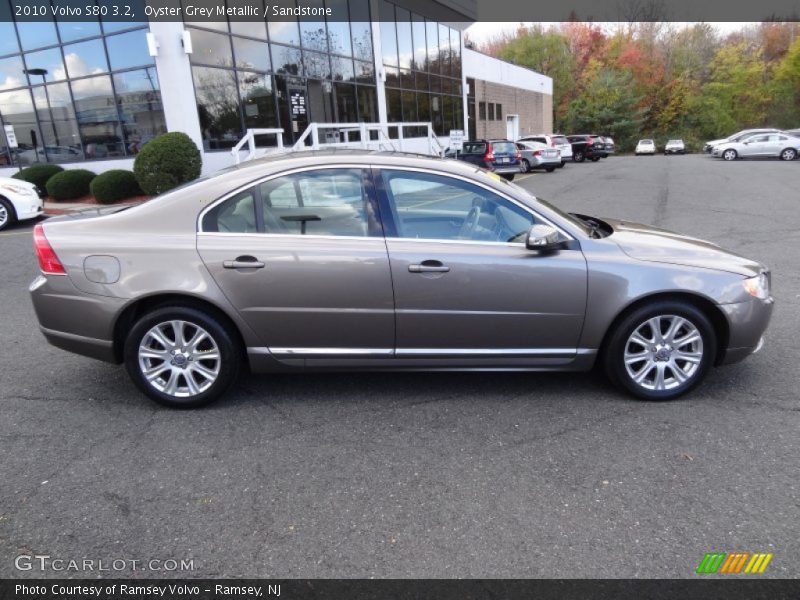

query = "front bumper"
(717, 296), (774, 365)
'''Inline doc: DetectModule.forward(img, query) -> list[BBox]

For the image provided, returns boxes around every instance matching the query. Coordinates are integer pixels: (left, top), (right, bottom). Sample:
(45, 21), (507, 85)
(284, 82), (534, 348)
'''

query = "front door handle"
(408, 260), (450, 273)
(223, 256), (265, 269)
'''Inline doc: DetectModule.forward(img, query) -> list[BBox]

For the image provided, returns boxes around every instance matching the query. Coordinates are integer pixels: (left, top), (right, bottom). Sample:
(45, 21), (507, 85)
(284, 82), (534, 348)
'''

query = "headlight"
(743, 272), (770, 300)
(0, 184), (35, 196)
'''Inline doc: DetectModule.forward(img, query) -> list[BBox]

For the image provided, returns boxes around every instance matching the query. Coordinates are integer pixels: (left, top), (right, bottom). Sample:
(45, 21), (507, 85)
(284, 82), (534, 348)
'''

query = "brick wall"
(472, 79), (554, 139)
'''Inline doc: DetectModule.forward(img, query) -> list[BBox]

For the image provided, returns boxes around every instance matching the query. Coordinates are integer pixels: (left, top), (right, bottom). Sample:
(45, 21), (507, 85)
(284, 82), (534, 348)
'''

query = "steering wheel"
(458, 205), (482, 239)
(491, 207), (514, 242)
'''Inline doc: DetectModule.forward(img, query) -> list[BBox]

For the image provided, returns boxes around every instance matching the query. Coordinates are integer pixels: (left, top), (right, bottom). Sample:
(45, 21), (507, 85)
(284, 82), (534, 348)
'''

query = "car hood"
(705, 138), (728, 147)
(604, 218), (763, 277)
(0, 176), (37, 190)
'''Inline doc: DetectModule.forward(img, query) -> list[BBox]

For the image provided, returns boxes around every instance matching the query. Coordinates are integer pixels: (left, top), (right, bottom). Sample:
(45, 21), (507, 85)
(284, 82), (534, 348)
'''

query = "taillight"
(483, 142), (494, 162)
(587, 138), (594, 145)
(516, 152), (522, 160)
(551, 140), (557, 147)
(33, 223), (66, 275)
(533, 150), (542, 156)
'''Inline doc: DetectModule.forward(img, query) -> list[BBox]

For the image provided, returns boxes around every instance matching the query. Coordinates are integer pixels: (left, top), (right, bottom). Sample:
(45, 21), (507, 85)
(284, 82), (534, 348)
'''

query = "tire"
(558, 161), (566, 168)
(124, 306), (241, 408)
(0, 198), (16, 232)
(603, 301), (716, 401)
(545, 166), (555, 172)
(722, 149), (737, 161)
(573, 151), (585, 163)
(521, 159), (531, 173)
(500, 173), (515, 181)
(780, 148), (797, 161)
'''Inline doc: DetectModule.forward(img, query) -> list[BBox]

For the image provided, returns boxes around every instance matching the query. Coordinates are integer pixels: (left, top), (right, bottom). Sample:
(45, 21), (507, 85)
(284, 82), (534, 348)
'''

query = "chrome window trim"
(197, 162), (576, 245)
(373, 165), (575, 242)
(197, 163), (376, 234)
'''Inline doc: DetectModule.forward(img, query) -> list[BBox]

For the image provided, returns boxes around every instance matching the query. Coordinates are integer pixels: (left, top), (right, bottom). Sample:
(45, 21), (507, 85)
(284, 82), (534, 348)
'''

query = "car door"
(375, 167), (588, 363)
(740, 134), (767, 156)
(197, 166), (395, 363)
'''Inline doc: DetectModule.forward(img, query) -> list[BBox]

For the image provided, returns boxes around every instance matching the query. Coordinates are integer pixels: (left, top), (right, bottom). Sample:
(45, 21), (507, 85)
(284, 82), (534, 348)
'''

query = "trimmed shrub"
(133, 132), (202, 196)
(90, 169), (144, 204)
(12, 164), (64, 191)
(45, 169), (97, 201)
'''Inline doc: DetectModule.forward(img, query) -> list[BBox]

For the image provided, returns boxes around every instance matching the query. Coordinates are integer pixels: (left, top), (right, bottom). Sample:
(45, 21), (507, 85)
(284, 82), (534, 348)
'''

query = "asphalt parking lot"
(1, 154), (798, 579)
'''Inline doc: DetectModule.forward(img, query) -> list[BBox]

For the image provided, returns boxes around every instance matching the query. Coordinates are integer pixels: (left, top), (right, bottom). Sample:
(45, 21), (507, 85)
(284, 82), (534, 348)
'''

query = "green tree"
(564, 68), (644, 149)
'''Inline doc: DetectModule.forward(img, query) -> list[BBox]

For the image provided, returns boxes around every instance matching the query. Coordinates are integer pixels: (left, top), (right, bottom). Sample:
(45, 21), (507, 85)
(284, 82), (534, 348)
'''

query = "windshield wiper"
(571, 213), (603, 238)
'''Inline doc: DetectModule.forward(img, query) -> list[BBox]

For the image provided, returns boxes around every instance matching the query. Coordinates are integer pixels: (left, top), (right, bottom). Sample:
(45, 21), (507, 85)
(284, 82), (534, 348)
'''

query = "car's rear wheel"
(124, 306), (241, 408)
(604, 301), (716, 401)
(722, 149), (737, 161)
(591, 156), (600, 162)
(545, 166), (556, 172)
(521, 159), (530, 173)
(500, 173), (515, 181)
(573, 151), (585, 162)
(0, 198), (16, 232)
(780, 148), (797, 161)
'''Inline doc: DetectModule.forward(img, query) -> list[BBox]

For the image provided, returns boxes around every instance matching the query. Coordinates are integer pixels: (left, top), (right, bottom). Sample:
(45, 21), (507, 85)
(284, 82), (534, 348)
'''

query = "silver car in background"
(519, 134), (573, 167)
(712, 132), (800, 161)
(30, 150), (773, 408)
(516, 141), (561, 172)
(703, 128), (782, 154)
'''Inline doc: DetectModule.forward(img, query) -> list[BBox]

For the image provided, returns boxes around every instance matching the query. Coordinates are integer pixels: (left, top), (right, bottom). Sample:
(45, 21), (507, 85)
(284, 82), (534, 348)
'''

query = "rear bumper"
(30, 274), (124, 363)
(491, 165), (522, 175)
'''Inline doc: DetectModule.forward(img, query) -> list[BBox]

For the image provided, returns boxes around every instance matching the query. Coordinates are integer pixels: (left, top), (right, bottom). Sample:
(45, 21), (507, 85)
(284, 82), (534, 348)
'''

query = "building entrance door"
(506, 114), (520, 141)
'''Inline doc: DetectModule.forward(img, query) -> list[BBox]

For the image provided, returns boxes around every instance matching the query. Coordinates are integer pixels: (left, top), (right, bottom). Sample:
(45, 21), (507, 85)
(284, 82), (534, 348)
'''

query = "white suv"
(518, 134), (572, 167)
(0, 177), (44, 231)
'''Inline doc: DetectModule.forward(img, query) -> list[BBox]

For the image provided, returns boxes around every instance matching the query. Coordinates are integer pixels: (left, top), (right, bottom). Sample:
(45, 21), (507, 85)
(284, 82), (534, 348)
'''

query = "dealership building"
(0, 1), (553, 175)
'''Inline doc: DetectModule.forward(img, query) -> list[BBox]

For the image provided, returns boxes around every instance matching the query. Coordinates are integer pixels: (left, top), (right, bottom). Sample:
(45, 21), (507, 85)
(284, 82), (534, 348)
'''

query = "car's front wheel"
(124, 306), (241, 408)
(0, 198), (15, 232)
(722, 149), (737, 161)
(780, 148), (797, 161)
(604, 301), (716, 400)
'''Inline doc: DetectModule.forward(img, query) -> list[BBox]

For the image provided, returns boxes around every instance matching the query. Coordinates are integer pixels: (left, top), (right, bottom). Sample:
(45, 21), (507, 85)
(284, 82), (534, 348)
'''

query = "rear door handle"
(408, 260), (450, 273)
(223, 256), (265, 269)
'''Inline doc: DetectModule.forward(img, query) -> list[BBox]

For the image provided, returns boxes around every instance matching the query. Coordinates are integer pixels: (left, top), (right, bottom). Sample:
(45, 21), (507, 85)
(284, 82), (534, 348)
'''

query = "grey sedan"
(30, 151), (773, 408)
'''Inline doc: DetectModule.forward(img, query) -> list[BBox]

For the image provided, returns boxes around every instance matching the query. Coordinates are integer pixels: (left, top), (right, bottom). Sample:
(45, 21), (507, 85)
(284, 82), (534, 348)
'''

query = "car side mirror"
(526, 224), (563, 251)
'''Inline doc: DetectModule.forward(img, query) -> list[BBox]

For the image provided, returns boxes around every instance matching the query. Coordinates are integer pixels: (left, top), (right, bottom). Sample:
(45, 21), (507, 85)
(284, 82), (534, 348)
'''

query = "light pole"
(24, 68), (60, 157)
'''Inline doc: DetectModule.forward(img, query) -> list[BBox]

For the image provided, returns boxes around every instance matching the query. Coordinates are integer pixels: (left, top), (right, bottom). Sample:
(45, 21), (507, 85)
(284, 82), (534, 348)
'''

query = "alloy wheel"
(138, 320), (221, 398)
(0, 204), (8, 229)
(781, 149), (796, 161)
(623, 315), (704, 392)
(723, 149), (736, 161)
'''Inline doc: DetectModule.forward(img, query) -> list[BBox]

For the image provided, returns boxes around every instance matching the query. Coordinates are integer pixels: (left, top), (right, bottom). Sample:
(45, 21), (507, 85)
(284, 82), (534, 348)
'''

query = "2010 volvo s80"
(29, 151), (773, 408)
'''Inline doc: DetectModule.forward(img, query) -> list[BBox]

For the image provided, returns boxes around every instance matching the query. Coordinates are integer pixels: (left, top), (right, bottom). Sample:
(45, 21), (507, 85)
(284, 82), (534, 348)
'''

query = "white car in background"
(712, 132), (800, 161)
(635, 139), (656, 155)
(664, 139), (686, 154)
(518, 134), (572, 167)
(0, 177), (44, 231)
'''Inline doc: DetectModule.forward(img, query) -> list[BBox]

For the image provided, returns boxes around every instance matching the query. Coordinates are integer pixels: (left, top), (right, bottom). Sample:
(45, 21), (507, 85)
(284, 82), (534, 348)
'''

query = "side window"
(259, 168), (380, 237)
(381, 170), (535, 243)
(202, 189), (257, 233)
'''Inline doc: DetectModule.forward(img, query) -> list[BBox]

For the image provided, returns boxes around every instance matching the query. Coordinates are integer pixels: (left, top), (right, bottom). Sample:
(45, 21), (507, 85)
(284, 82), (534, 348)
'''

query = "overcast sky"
(465, 22), (758, 44)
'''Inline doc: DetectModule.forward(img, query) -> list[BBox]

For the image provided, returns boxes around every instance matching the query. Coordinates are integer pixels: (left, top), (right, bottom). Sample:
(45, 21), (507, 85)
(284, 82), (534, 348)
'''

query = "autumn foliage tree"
(475, 22), (800, 151)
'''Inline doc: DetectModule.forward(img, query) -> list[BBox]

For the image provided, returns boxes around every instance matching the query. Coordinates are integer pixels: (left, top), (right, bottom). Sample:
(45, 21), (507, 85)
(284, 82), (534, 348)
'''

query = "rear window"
(492, 142), (516, 154)
(462, 142), (487, 154)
